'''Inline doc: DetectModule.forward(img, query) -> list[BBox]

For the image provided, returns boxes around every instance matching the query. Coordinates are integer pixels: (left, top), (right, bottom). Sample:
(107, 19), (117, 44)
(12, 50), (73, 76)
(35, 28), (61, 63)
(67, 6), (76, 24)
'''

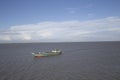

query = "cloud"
(66, 8), (78, 14)
(87, 13), (94, 18)
(0, 35), (11, 41)
(0, 17), (120, 43)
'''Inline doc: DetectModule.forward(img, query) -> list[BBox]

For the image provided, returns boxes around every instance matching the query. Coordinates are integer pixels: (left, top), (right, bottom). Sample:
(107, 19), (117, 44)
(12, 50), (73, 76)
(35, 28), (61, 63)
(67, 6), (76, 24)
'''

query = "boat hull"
(32, 52), (62, 57)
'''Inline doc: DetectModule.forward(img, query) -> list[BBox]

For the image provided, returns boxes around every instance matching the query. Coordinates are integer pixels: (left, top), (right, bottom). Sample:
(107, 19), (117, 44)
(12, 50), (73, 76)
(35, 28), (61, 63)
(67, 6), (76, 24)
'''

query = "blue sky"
(0, 0), (120, 43)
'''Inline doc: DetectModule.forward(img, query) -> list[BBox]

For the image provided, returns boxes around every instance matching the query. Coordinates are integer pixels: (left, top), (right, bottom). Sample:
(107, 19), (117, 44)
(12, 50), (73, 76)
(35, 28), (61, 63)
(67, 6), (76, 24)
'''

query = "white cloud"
(66, 8), (78, 14)
(88, 13), (94, 18)
(0, 16), (120, 43)
(0, 35), (11, 41)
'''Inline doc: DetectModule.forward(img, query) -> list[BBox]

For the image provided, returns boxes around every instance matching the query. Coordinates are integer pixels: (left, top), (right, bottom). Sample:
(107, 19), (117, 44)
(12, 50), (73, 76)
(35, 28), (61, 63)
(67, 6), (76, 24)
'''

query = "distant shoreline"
(0, 41), (120, 44)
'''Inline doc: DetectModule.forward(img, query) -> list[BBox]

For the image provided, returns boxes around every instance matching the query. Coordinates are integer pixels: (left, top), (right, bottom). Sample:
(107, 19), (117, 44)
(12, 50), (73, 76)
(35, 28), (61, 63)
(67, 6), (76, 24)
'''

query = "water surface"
(0, 42), (120, 80)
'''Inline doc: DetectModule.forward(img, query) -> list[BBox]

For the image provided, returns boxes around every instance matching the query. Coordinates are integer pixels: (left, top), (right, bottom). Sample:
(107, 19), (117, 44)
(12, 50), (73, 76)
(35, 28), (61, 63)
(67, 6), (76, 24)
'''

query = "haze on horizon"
(0, 0), (120, 43)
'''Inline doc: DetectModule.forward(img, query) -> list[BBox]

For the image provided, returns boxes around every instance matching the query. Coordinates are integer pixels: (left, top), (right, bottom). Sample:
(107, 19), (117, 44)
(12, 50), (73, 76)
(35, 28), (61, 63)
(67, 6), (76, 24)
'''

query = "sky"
(0, 0), (120, 43)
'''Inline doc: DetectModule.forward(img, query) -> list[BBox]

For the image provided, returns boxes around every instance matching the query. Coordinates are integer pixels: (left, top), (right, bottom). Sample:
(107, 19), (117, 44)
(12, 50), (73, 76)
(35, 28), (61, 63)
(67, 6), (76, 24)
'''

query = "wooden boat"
(32, 49), (62, 57)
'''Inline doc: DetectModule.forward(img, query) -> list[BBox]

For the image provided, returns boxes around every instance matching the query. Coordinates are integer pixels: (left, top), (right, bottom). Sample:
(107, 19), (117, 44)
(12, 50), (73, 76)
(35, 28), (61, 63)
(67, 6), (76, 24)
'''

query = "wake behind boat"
(32, 49), (62, 57)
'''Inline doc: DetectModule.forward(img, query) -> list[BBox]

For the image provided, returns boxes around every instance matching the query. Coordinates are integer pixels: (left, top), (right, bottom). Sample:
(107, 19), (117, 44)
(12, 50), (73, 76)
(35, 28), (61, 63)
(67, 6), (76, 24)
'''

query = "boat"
(32, 49), (62, 57)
